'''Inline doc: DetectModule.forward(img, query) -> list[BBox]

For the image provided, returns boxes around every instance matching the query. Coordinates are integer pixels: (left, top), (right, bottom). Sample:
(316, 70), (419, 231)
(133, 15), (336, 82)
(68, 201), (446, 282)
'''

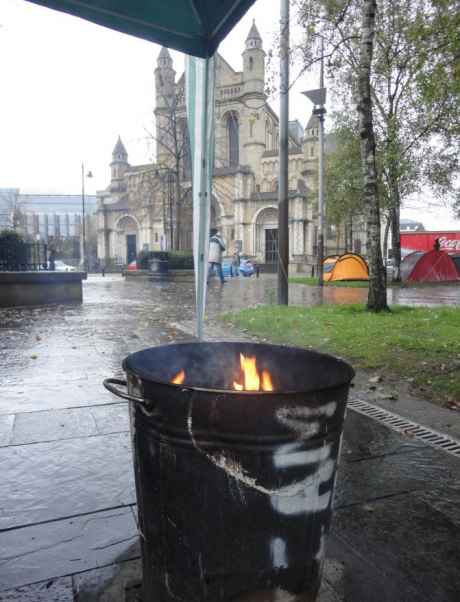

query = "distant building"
(400, 218), (425, 232)
(0, 190), (97, 241)
(17, 194), (97, 241)
(0, 189), (19, 230)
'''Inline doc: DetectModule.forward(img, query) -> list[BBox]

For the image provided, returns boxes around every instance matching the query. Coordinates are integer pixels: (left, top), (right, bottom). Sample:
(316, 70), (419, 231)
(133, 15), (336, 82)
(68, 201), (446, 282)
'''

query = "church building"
(96, 22), (357, 270)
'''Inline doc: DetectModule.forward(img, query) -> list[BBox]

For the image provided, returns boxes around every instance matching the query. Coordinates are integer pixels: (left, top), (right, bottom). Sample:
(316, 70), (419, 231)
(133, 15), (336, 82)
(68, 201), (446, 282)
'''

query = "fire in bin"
(171, 353), (274, 392)
(104, 341), (354, 601)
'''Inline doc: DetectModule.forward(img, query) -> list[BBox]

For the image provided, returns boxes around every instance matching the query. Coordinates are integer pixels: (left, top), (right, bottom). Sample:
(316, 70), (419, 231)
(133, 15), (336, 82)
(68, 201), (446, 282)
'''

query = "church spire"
(110, 136), (128, 186)
(112, 136), (127, 161)
(157, 46), (173, 68)
(245, 19), (262, 50)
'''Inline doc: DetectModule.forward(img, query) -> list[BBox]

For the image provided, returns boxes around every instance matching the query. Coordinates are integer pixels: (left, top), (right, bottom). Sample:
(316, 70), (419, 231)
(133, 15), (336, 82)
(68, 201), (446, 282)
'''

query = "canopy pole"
(317, 39), (325, 286)
(278, 0), (290, 305)
(186, 56), (215, 340)
(197, 58), (210, 340)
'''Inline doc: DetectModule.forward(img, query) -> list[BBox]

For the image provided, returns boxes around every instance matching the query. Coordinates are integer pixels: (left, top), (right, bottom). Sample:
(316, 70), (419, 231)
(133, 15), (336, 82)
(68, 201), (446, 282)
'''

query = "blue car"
(239, 259), (255, 277)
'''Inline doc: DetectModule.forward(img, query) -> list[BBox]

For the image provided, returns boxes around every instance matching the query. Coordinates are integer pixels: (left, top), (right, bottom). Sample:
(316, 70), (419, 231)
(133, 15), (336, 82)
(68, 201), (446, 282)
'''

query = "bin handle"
(103, 378), (145, 404)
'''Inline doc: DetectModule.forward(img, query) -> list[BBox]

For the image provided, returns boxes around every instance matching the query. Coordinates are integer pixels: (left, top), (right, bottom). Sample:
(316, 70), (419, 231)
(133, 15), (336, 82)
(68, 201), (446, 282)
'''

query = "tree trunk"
(386, 118), (402, 283)
(174, 165), (182, 250)
(390, 202), (401, 282)
(348, 213), (353, 253)
(383, 212), (391, 267)
(357, 0), (388, 311)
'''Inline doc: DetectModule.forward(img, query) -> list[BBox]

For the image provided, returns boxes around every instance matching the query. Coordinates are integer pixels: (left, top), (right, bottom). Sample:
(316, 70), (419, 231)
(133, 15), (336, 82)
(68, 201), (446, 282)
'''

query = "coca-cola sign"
(439, 237), (460, 251)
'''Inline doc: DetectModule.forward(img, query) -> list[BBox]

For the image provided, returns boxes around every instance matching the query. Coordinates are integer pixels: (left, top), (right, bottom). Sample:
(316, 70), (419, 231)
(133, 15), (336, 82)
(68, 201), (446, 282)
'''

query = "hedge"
(137, 250), (194, 270)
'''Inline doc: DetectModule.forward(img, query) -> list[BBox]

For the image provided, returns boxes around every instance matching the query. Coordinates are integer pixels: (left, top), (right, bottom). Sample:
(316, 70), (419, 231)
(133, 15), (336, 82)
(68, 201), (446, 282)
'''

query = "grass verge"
(289, 277), (369, 288)
(221, 304), (460, 406)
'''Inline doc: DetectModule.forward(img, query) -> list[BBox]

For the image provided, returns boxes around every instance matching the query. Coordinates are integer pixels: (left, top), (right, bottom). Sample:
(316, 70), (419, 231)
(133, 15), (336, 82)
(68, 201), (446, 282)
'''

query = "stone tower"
(155, 47), (176, 166)
(242, 20), (267, 171)
(110, 136), (129, 191)
(242, 20), (265, 96)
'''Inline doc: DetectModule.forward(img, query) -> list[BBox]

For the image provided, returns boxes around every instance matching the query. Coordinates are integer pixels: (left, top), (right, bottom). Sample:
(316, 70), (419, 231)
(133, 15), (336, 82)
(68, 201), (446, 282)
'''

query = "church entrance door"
(127, 234), (137, 264)
(265, 228), (278, 264)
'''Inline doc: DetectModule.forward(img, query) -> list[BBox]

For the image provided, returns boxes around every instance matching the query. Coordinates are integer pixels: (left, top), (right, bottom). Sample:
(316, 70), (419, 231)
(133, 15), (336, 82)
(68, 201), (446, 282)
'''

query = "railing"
(0, 241), (48, 271)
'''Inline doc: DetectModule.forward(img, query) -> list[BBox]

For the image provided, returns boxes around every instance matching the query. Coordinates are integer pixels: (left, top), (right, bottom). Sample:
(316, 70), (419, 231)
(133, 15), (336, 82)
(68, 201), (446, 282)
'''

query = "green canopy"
(26, 0), (258, 57)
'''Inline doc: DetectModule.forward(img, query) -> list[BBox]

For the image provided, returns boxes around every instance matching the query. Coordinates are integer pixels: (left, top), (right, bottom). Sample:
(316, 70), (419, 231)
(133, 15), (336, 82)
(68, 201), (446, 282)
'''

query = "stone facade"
(97, 22), (362, 270)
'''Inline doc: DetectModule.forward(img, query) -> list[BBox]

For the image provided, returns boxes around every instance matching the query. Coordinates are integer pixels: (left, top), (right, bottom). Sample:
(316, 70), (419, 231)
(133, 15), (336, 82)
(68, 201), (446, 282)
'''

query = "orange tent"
(323, 253), (369, 282)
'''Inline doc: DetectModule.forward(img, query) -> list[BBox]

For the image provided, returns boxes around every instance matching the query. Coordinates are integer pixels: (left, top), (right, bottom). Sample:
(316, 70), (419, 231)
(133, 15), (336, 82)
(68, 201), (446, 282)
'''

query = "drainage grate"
(348, 398), (460, 458)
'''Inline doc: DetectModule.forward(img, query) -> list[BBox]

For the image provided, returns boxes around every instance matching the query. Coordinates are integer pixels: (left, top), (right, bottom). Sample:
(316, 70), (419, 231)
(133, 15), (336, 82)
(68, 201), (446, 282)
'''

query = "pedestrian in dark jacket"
(208, 229), (226, 284)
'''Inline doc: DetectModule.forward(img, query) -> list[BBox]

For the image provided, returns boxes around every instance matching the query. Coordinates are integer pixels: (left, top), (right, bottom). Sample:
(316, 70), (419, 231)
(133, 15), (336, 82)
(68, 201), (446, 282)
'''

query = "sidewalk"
(1, 275), (459, 601)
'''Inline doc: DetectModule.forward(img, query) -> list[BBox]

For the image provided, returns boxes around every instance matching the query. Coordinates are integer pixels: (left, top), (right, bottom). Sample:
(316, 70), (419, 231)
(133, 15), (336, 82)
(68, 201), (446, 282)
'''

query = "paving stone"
(0, 432), (135, 530)
(73, 559), (141, 601)
(0, 415), (14, 447)
(0, 384), (117, 416)
(90, 404), (130, 435)
(325, 531), (429, 602)
(334, 443), (460, 509)
(10, 408), (98, 446)
(0, 577), (73, 602)
(0, 508), (139, 591)
(331, 487), (460, 602)
(341, 410), (424, 462)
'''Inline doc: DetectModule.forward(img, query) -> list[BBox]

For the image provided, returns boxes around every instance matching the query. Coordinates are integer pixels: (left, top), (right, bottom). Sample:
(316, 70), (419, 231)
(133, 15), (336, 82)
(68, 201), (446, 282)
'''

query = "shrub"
(168, 251), (194, 269)
(136, 250), (194, 270)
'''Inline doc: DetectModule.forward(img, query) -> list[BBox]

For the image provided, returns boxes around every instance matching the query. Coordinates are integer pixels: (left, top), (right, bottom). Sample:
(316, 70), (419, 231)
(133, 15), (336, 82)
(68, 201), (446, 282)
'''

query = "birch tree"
(358, 0), (388, 310)
(297, 0), (459, 283)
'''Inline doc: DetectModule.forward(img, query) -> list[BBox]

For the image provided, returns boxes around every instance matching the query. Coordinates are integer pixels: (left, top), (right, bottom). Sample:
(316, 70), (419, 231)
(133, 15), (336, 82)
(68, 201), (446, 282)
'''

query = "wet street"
(0, 274), (459, 601)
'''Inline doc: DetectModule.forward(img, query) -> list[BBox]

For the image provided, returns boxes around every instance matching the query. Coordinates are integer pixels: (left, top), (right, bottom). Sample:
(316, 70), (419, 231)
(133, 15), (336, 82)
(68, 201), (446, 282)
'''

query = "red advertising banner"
(401, 232), (460, 254)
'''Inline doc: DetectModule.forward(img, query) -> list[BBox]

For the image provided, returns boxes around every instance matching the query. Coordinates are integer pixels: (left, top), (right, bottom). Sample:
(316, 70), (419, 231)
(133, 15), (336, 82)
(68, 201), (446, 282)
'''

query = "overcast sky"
(0, 0), (458, 229)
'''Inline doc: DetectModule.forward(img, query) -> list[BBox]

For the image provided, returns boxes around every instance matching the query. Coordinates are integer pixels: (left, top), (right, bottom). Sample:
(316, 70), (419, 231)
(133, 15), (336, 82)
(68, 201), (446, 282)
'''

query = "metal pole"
(317, 42), (325, 286)
(81, 162), (87, 271)
(196, 57), (210, 340)
(168, 172), (174, 250)
(278, 0), (289, 305)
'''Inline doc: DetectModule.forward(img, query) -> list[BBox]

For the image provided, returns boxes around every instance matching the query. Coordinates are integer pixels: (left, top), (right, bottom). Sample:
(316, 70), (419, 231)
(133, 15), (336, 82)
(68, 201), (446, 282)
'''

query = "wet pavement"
(0, 274), (459, 601)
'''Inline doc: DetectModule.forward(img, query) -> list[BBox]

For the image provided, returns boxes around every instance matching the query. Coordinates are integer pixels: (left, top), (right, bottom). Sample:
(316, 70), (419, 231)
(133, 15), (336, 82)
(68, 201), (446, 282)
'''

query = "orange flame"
(171, 369), (185, 385)
(261, 369), (274, 391)
(233, 354), (274, 392)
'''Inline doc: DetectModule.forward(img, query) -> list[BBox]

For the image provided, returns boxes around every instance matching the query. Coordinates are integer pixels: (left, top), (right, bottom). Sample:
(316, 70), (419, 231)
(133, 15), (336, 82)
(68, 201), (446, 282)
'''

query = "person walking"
(231, 248), (240, 277)
(208, 229), (226, 284)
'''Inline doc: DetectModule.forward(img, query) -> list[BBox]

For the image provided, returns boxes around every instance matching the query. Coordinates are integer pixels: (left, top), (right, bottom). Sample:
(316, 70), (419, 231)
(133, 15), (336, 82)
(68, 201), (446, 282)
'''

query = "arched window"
(265, 120), (273, 150)
(227, 112), (239, 167)
(249, 56), (254, 71)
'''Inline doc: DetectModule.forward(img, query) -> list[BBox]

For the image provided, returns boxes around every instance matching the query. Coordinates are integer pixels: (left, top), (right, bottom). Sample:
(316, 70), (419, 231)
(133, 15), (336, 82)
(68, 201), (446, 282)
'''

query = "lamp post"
(80, 163), (93, 271)
(302, 41), (326, 286)
(278, 0), (290, 305)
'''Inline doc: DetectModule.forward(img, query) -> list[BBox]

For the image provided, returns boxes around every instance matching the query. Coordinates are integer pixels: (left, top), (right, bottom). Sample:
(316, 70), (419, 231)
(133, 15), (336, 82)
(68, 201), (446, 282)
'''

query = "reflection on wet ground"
(0, 274), (459, 601)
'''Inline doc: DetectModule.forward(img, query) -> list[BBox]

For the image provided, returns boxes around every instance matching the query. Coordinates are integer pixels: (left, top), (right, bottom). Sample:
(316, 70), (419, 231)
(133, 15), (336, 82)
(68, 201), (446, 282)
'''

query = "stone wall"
(0, 272), (84, 308)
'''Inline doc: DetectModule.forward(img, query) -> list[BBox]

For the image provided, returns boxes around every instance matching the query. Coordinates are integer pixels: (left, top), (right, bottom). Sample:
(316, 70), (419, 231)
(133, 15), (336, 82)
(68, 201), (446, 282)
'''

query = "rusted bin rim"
(122, 341), (355, 395)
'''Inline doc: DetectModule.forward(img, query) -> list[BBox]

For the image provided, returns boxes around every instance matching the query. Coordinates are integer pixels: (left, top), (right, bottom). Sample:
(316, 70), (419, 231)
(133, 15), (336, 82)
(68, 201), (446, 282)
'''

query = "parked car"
(47, 260), (76, 272)
(239, 258), (255, 277)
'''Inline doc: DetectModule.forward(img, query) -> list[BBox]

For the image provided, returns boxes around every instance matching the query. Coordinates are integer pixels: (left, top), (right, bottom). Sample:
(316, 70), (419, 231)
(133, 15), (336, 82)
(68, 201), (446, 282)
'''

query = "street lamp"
(81, 164), (93, 271)
(302, 41), (326, 286)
